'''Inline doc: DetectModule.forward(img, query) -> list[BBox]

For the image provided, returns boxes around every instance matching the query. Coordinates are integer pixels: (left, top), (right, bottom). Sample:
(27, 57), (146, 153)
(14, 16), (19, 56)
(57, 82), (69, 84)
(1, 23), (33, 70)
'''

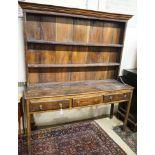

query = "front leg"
(123, 91), (133, 131)
(110, 103), (114, 119)
(26, 100), (31, 154)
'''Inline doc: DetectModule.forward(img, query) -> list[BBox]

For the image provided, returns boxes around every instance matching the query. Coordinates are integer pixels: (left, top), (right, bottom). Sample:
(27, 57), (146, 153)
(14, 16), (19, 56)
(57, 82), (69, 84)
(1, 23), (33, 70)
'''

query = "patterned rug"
(113, 126), (137, 153)
(19, 121), (127, 155)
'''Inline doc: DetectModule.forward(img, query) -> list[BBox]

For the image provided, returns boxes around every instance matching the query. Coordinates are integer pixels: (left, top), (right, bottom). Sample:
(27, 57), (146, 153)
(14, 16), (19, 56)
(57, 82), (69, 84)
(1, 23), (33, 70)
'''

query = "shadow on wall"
(33, 104), (118, 126)
(134, 49), (137, 68)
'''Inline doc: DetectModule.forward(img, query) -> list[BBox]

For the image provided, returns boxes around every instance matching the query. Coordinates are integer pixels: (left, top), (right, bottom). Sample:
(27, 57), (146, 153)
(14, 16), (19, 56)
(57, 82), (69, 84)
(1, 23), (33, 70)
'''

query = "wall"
(18, 0), (137, 126)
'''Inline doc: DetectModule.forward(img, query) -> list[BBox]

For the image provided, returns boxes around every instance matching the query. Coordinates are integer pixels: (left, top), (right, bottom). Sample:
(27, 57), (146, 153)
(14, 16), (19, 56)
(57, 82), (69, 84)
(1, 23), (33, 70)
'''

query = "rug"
(19, 121), (127, 155)
(113, 126), (137, 153)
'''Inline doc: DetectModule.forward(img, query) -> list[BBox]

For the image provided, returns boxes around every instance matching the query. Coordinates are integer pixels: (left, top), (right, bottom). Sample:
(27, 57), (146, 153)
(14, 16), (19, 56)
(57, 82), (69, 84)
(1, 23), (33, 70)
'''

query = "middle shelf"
(27, 39), (123, 48)
(28, 63), (120, 68)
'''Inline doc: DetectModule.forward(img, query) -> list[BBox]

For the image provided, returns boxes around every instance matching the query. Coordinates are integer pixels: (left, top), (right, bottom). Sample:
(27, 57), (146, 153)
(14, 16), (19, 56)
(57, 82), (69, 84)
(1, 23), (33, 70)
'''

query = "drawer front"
(30, 99), (70, 112)
(103, 93), (130, 103)
(73, 95), (103, 107)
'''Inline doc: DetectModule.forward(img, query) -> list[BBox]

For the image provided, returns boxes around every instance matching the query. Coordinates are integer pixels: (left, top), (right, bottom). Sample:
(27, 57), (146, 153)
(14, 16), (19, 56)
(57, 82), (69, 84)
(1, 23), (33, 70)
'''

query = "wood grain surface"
(25, 12), (125, 84)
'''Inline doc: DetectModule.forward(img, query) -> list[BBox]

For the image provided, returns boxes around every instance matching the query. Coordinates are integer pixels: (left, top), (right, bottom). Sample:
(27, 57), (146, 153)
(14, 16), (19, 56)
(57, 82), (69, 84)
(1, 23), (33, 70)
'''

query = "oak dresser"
(19, 1), (134, 153)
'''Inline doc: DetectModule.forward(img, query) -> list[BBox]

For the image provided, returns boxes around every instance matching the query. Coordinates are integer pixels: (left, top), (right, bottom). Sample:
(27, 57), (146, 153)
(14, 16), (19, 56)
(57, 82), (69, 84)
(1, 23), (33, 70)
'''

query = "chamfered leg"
(110, 103), (114, 119)
(123, 91), (133, 131)
(26, 100), (31, 154)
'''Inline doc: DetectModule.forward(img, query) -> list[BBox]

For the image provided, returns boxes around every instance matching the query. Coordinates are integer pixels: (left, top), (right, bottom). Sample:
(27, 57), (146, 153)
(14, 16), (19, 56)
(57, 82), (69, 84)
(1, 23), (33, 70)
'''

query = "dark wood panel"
(55, 46), (72, 64)
(28, 68), (40, 84)
(112, 23), (125, 44)
(102, 22), (114, 44)
(71, 46), (88, 64)
(28, 68), (69, 84)
(98, 47), (111, 63)
(94, 67), (108, 80)
(27, 44), (56, 84)
(27, 44), (41, 64)
(87, 47), (102, 63)
(39, 68), (56, 83)
(73, 19), (90, 43)
(26, 14), (41, 40)
(89, 21), (103, 44)
(86, 47), (99, 80)
(27, 44), (56, 64)
(55, 46), (72, 82)
(109, 48), (121, 63)
(40, 15), (56, 41)
(86, 66), (119, 81)
(39, 45), (55, 82)
(56, 17), (73, 42)
(40, 48), (56, 64)
(71, 46), (87, 81)
(27, 44), (40, 84)
(106, 66), (118, 79)
(84, 67), (96, 80)
(70, 68), (86, 81)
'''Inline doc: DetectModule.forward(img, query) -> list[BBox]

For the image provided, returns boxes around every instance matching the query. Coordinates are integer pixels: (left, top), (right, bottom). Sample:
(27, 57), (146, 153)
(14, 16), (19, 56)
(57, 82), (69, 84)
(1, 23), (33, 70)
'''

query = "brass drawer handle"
(109, 96), (113, 101)
(124, 94), (127, 98)
(59, 103), (63, 109)
(59, 103), (63, 115)
(39, 105), (43, 110)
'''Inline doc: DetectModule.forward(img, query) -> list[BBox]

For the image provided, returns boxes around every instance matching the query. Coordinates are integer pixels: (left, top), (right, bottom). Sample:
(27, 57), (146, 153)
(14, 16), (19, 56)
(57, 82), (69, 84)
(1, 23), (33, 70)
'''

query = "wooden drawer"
(73, 95), (103, 107)
(30, 99), (70, 112)
(103, 93), (130, 103)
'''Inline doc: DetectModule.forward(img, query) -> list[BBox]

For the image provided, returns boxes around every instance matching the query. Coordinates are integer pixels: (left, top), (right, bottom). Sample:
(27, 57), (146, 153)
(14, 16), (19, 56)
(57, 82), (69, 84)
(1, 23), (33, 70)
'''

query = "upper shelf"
(28, 63), (120, 68)
(27, 39), (123, 48)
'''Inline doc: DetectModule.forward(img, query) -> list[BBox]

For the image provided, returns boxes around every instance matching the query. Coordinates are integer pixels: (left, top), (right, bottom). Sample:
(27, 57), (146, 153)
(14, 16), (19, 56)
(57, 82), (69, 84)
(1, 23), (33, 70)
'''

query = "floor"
(29, 115), (136, 155)
(95, 116), (136, 155)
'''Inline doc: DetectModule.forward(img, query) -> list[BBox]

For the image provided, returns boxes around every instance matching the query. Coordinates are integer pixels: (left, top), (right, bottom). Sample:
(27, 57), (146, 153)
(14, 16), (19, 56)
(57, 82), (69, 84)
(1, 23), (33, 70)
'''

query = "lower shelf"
(28, 63), (120, 68)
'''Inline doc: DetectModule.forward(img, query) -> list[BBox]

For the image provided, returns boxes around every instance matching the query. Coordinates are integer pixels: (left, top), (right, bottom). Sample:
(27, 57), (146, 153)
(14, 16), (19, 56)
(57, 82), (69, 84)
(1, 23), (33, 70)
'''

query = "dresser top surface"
(25, 79), (133, 99)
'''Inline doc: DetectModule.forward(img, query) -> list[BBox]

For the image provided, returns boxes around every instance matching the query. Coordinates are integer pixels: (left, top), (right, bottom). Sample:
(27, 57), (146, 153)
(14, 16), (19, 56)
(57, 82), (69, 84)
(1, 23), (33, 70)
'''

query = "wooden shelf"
(28, 63), (120, 68)
(20, 2), (131, 85)
(27, 39), (123, 48)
